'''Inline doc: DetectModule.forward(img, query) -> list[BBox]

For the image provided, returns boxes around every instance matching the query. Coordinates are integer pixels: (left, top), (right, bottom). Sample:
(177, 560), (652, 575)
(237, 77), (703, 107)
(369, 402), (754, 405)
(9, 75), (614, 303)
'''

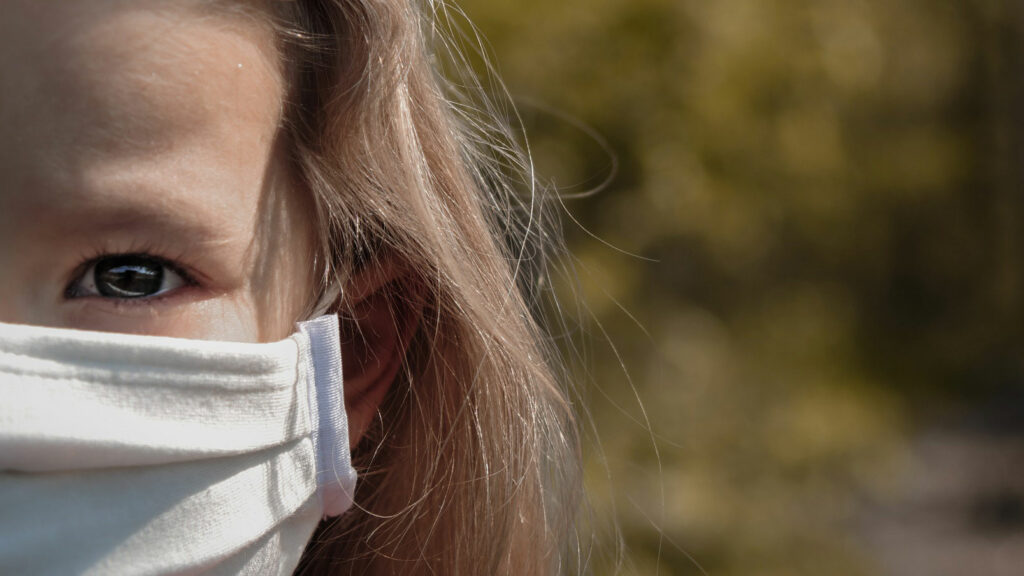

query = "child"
(0, 0), (581, 574)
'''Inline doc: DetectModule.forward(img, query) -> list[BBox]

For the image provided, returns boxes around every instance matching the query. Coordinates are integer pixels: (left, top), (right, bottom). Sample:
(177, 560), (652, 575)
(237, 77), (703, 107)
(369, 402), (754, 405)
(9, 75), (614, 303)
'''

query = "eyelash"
(64, 251), (199, 303)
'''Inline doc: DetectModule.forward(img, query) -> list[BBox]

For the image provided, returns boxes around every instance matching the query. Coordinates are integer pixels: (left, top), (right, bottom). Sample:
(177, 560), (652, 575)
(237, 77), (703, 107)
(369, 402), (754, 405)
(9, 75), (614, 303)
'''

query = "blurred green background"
(454, 0), (1024, 574)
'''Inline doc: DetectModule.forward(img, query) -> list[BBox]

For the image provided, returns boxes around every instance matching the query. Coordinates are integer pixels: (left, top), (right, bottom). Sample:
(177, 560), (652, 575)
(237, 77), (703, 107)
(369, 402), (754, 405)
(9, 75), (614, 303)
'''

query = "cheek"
(59, 290), (264, 342)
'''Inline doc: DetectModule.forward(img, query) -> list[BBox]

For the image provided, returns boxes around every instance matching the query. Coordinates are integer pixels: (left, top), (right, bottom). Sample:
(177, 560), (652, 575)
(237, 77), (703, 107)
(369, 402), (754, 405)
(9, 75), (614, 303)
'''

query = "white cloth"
(0, 315), (356, 575)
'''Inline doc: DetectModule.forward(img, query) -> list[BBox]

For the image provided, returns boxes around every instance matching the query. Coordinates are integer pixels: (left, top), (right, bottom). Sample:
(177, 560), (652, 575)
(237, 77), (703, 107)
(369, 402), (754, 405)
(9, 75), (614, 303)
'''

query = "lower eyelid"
(64, 284), (205, 317)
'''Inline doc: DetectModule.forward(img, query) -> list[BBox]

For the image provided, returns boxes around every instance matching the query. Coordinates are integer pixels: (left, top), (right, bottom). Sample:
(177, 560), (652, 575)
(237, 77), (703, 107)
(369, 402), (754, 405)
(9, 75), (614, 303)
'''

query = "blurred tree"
(451, 0), (1024, 573)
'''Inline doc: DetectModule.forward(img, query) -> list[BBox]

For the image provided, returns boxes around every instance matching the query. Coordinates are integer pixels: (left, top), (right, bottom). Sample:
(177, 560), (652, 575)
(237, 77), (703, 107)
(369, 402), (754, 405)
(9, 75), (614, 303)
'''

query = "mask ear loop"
(297, 314), (357, 518)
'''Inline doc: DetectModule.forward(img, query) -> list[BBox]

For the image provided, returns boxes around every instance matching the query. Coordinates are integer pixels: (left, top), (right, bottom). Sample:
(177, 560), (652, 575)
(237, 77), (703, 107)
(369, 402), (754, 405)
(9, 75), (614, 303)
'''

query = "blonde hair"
(260, 1), (582, 573)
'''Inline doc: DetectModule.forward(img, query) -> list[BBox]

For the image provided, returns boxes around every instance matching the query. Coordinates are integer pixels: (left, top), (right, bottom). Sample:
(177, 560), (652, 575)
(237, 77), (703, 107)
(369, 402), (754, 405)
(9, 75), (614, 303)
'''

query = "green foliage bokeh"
(454, 0), (1024, 573)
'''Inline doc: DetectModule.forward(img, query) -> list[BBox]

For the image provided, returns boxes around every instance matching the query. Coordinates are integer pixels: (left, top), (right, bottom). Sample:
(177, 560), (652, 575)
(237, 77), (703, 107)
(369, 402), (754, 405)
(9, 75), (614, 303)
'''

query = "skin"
(0, 0), (417, 448)
(0, 0), (315, 342)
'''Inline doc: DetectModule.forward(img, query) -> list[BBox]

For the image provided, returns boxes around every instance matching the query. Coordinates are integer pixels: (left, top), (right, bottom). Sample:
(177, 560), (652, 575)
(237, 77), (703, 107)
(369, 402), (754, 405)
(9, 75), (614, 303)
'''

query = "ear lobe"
(337, 260), (423, 449)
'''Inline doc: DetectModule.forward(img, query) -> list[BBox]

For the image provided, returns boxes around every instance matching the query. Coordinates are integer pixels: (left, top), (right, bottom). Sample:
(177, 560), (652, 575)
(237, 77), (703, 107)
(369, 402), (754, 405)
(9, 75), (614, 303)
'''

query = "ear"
(338, 258), (423, 448)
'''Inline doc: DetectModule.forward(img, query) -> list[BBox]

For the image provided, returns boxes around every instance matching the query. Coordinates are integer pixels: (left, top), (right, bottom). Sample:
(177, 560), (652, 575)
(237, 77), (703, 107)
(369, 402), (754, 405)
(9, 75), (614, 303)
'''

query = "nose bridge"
(0, 291), (38, 328)
(0, 272), (42, 328)
(0, 295), (13, 324)
(0, 227), (60, 328)
(0, 229), (22, 325)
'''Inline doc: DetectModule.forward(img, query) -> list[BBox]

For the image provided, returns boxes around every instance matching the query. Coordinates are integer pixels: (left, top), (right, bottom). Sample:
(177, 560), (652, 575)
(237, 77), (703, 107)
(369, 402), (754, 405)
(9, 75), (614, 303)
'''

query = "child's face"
(0, 1), (314, 342)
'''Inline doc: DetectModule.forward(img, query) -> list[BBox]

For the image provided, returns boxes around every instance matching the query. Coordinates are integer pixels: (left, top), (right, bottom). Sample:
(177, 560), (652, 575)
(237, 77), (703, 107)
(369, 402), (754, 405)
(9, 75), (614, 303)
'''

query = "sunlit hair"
(244, 0), (583, 573)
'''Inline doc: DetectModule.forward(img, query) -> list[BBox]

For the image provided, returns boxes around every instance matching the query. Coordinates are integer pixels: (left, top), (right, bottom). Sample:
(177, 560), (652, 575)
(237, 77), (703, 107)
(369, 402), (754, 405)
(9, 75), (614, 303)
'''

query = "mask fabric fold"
(0, 315), (356, 575)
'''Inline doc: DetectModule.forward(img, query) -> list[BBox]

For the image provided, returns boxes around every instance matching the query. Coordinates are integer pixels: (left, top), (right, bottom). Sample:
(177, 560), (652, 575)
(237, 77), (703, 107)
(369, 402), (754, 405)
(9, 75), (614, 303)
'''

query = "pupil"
(94, 256), (164, 298)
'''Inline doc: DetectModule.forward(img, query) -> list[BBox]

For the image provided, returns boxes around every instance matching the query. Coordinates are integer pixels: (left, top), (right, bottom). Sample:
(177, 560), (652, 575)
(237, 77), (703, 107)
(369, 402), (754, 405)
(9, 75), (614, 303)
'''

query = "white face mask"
(0, 315), (357, 575)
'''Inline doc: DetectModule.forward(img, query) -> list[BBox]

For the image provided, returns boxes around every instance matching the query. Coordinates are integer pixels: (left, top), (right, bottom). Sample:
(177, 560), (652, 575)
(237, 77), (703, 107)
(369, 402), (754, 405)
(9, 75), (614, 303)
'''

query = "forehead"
(0, 0), (284, 218)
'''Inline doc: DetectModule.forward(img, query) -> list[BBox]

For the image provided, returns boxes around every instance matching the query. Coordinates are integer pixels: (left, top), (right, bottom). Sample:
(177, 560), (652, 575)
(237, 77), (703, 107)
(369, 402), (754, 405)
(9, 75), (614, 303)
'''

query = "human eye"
(65, 253), (195, 300)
